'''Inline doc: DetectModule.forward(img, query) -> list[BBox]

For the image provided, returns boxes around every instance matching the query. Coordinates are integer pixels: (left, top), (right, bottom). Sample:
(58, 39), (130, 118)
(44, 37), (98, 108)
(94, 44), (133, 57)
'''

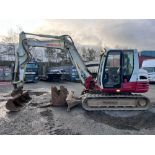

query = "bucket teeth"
(6, 91), (31, 112)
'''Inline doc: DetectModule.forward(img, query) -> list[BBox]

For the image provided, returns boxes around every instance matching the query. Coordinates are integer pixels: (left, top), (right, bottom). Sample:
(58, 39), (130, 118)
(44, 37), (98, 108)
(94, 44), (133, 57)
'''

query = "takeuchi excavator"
(6, 31), (151, 111)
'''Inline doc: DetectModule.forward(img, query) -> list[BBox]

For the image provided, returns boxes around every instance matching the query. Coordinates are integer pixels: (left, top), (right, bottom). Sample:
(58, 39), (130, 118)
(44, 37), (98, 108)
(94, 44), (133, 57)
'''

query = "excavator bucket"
(6, 90), (31, 112)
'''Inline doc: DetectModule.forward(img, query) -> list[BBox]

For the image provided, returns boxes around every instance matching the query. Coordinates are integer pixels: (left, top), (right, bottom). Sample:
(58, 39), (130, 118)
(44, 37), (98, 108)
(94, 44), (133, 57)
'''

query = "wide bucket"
(6, 91), (31, 112)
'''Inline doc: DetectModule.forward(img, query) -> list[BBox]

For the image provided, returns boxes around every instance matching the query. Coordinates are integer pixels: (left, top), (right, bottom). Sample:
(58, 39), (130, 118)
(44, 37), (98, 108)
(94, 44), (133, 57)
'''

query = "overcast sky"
(0, 19), (155, 50)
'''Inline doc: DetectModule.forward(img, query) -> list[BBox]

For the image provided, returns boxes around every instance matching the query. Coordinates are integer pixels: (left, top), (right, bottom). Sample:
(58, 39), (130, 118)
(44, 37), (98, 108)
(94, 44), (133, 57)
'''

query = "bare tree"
(0, 27), (23, 61)
(45, 47), (71, 65)
(87, 48), (96, 61)
(81, 47), (87, 61)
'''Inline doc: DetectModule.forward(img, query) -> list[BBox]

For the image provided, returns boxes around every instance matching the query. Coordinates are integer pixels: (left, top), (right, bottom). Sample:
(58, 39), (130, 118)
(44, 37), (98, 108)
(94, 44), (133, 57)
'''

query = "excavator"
(6, 31), (151, 112)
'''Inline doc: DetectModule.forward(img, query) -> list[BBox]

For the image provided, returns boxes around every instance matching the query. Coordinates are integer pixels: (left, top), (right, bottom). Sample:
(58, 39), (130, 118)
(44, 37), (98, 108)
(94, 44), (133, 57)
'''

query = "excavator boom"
(6, 31), (93, 111)
(13, 32), (92, 88)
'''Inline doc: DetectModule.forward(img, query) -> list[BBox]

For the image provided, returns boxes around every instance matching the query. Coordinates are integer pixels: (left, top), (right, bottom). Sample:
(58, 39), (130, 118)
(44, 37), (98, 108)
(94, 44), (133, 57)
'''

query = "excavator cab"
(102, 50), (134, 89)
(97, 49), (145, 93)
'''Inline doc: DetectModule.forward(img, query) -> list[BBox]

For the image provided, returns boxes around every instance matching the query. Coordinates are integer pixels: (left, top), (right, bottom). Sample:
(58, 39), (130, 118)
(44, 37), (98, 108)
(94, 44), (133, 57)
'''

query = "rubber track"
(82, 93), (151, 111)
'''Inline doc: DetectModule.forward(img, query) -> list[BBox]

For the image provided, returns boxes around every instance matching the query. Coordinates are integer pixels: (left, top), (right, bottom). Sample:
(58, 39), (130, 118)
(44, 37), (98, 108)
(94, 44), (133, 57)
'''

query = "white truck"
(142, 59), (155, 83)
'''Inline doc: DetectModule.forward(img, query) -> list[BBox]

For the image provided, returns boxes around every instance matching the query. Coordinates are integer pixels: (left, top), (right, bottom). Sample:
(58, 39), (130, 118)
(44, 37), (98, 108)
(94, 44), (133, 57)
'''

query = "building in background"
(0, 66), (12, 81)
(0, 43), (15, 61)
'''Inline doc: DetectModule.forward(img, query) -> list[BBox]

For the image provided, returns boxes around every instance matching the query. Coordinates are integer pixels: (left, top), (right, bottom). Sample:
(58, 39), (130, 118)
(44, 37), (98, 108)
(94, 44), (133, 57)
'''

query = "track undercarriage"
(82, 93), (151, 111)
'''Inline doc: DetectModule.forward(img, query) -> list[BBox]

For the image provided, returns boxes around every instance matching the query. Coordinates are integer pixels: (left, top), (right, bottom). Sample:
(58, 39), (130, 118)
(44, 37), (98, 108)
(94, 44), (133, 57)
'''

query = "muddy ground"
(0, 81), (155, 135)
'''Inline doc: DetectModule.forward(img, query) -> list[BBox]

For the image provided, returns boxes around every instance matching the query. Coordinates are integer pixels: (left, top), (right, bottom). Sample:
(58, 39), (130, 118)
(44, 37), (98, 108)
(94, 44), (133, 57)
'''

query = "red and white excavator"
(6, 31), (151, 111)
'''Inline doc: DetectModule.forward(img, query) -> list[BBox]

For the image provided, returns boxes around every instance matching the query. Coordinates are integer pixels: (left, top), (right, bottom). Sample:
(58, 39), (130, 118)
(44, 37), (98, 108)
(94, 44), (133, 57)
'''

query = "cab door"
(102, 50), (121, 88)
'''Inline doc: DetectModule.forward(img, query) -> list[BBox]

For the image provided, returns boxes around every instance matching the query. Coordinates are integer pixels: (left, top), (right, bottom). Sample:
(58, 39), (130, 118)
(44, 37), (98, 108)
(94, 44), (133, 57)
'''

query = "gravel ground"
(0, 81), (155, 135)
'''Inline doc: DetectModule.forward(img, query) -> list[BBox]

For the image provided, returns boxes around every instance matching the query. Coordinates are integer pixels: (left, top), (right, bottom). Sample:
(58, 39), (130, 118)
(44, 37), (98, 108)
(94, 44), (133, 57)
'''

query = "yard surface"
(0, 81), (155, 135)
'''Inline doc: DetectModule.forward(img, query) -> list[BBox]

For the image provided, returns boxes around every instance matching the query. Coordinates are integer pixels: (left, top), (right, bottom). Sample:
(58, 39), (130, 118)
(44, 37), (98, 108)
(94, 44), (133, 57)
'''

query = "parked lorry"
(47, 66), (71, 82)
(70, 62), (99, 82)
(139, 50), (155, 67)
(70, 66), (80, 82)
(25, 61), (39, 82)
(86, 61), (99, 79)
(142, 59), (155, 83)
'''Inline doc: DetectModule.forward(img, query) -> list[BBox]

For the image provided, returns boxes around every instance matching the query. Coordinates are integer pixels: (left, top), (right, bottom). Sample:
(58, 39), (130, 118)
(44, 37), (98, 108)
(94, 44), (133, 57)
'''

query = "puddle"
(29, 91), (48, 96)
(84, 111), (155, 131)
(28, 102), (38, 107)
